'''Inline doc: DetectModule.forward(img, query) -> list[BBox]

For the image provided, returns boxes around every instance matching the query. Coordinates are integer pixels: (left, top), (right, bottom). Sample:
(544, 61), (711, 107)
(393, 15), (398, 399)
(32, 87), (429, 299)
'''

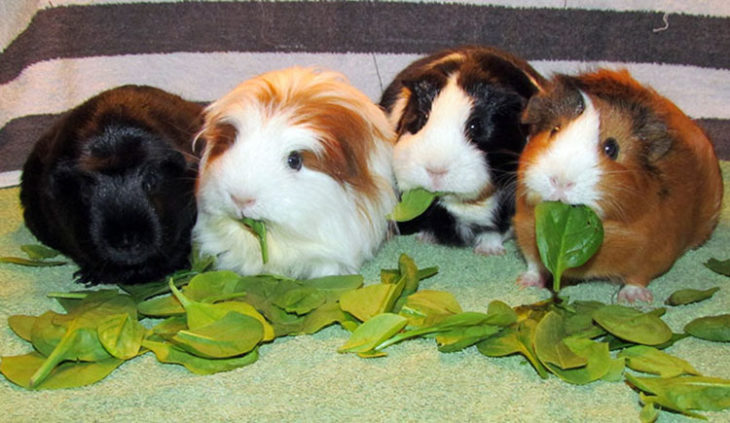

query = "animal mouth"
(93, 210), (163, 266)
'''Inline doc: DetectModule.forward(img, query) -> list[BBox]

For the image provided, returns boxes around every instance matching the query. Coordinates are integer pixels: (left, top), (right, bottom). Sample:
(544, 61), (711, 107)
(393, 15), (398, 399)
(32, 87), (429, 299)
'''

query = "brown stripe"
(2, 2), (728, 84)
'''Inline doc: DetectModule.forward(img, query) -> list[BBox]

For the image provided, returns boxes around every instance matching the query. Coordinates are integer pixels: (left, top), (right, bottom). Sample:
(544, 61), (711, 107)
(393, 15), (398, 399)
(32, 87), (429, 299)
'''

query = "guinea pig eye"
(142, 172), (161, 191)
(466, 118), (482, 139)
(287, 151), (303, 171)
(602, 137), (620, 160)
(550, 125), (561, 137)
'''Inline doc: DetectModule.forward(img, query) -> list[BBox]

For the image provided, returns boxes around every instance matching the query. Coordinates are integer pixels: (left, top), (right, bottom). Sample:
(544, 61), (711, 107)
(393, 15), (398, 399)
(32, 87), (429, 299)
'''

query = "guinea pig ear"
(640, 117), (672, 162)
(521, 95), (547, 130)
(402, 73), (440, 101)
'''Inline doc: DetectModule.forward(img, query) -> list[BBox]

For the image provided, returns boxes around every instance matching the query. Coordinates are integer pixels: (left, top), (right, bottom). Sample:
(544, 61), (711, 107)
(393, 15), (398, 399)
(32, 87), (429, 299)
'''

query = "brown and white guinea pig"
(20, 85), (203, 285)
(514, 69), (724, 302)
(193, 67), (397, 278)
(379, 46), (545, 255)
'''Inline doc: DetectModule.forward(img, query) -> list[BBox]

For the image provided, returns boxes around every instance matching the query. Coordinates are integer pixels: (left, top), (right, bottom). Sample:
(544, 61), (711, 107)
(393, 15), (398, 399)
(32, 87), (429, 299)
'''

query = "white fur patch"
(522, 93), (604, 214)
(392, 73), (490, 197)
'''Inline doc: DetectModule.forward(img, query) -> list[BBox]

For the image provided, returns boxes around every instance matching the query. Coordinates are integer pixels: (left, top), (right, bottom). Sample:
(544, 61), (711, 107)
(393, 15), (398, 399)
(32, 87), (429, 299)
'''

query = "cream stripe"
(2, 53), (728, 129)
(0, 170), (21, 188)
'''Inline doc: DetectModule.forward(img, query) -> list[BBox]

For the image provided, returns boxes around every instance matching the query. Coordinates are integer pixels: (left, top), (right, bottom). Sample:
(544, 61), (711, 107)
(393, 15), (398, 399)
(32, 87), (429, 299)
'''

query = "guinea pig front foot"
(516, 270), (546, 289)
(473, 232), (507, 257)
(617, 284), (654, 304)
(415, 231), (439, 245)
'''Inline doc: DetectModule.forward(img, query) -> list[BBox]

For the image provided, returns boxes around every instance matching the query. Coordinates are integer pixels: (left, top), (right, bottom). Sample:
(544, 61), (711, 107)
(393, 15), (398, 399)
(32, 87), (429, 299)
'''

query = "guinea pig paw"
(516, 271), (546, 289)
(415, 231), (439, 245)
(617, 285), (654, 304)
(473, 233), (507, 256)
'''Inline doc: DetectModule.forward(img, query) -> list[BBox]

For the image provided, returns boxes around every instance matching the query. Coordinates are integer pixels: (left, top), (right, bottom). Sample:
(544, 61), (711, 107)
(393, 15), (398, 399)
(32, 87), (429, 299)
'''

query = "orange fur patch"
(202, 121), (237, 164)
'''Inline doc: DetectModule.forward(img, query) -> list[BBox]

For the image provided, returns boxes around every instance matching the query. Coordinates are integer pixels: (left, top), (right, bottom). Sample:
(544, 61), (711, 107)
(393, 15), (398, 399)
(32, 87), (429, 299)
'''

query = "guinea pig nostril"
(231, 194), (256, 210)
(549, 176), (575, 190)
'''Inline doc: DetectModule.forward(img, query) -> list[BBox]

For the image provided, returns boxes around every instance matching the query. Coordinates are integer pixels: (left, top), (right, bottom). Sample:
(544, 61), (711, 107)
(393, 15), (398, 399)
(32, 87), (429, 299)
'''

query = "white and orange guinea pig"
(192, 67), (397, 278)
(514, 69), (724, 303)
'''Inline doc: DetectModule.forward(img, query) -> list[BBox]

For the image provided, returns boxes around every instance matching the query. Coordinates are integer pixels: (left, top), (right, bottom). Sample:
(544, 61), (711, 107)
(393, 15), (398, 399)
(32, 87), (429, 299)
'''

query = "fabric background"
(1, 0), (729, 184)
(0, 1), (728, 422)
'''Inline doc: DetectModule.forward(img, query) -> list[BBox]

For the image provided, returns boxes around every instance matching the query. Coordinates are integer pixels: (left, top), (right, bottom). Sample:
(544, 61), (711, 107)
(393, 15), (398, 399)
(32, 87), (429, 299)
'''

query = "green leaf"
(142, 338), (259, 375)
(477, 319), (549, 379)
(626, 374), (730, 417)
(534, 201), (603, 292)
(618, 345), (699, 377)
(592, 305), (672, 345)
(272, 287), (326, 315)
(171, 312), (263, 358)
(376, 311), (495, 351)
(303, 274), (364, 301)
(399, 290), (463, 328)
(435, 324), (501, 353)
(638, 395), (659, 423)
(21, 244), (62, 260)
(30, 311), (69, 356)
(120, 268), (197, 302)
(183, 270), (246, 301)
(684, 314), (730, 342)
(8, 315), (36, 342)
(137, 294), (185, 317)
(534, 311), (587, 370)
(340, 283), (401, 322)
(543, 336), (615, 385)
(704, 258), (730, 276)
(665, 287), (720, 306)
(0, 256), (67, 267)
(25, 291), (138, 387)
(338, 313), (408, 355)
(485, 300), (518, 327)
(239, 217), (268, 264)
(388, 188), (437, 222)
(298, 300), (353, 335)
(97, 314), (145, 360)
(563, 301), (606, 339)
(1, 352), (123, 390)
(150, 316), (188, 338)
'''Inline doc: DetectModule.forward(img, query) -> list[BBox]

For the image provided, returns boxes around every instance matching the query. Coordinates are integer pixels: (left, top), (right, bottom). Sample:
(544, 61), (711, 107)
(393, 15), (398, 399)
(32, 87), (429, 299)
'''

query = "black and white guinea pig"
(380, 45), (545, 255)
(20, 85), (203, 285)
(193, 67), (397, 278)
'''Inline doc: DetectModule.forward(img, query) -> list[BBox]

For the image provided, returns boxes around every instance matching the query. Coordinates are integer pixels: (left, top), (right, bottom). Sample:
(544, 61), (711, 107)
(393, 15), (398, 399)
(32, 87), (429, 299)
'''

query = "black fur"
(381, 46), (545, 247)
(20, 85), (204, 285)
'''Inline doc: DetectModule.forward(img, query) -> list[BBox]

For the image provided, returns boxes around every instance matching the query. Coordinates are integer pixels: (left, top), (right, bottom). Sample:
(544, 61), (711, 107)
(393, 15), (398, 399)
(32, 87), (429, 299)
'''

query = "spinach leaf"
(618, 345), (699, 377)
(684, 314), (730, 342)
(534, 201), (603, 292)
(627, 374), (730, 419)
(665, 287), (720, 306)
(704, 258), (730, 277)
(592, 305), (672, 346)
(388, 188), (437, 222)
(240, 217), (268, 264)
(0, 244), (67, 267)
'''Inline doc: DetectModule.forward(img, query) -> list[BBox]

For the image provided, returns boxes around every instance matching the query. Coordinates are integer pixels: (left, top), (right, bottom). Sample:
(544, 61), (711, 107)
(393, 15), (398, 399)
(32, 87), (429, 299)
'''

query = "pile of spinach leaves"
(1, 200), (729, 422)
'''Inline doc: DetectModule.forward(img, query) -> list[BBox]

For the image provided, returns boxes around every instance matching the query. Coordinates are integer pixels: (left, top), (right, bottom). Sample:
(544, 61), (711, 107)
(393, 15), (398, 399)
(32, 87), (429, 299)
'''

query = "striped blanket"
(1, 1), (729, 188)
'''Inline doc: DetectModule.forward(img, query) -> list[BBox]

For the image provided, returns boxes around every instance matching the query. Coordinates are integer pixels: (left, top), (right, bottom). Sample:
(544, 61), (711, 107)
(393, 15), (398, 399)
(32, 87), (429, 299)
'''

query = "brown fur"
(515, 69), (723, 289)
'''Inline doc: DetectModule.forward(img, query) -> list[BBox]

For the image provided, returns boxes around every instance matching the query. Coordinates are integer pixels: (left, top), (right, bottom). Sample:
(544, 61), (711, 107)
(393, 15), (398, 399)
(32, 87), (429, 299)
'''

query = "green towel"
(1, 163), (728, 422)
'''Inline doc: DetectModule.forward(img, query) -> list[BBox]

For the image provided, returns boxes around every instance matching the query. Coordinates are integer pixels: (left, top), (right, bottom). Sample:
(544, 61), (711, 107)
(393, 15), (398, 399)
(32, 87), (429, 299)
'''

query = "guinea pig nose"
(231, 194), (256, 210)
(426, 167), (448, 177)
(549, 176), (575, 190)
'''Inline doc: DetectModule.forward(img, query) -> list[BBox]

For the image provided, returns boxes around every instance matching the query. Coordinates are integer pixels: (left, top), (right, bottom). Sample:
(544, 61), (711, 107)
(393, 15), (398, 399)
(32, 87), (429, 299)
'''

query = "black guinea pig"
(380, 46), (545, 255)
(20, 85), (204, 285)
